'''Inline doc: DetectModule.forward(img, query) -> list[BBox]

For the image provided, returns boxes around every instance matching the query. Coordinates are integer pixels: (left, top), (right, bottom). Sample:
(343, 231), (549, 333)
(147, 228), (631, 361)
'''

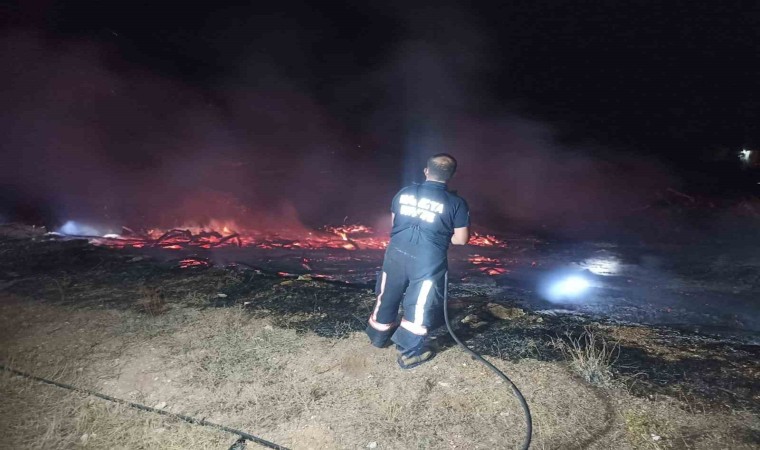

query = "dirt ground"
(0, 233), (759, 449)
(1, 298), (758, 449)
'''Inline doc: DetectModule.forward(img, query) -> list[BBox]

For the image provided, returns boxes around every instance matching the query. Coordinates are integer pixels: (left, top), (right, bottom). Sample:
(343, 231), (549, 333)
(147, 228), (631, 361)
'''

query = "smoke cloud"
(362, 5), (674, 238)
(1, 11), (674, 240)
(0, 30), (376, 234)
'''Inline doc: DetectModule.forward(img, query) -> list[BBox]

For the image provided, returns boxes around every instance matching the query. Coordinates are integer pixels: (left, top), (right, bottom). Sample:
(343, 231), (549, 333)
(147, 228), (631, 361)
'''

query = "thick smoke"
(363, 5), (673, 238)
(1, 12), (674, 240)
(0, 30), (372, 235)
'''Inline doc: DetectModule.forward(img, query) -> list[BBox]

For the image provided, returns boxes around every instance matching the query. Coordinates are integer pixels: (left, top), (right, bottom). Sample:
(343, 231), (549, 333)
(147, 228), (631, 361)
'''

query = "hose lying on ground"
(1, 267), (530, 449)
(0, 364), (288, 450)
(232, 265), (534, 448)
(443, 273), (533, 450)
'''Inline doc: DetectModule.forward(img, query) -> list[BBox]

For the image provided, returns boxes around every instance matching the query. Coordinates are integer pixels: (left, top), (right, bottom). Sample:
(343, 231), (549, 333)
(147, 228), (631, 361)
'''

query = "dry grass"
(183, 290), (208, 304)
(491, 335), (542, 359)
(552, 327), (620, 386)
(135, 287), (168, 316)
(181, 307), (303, 385)
(0, 370), (231, 449)
(1, 300), (758, 449)
(623, 410), (676, 449)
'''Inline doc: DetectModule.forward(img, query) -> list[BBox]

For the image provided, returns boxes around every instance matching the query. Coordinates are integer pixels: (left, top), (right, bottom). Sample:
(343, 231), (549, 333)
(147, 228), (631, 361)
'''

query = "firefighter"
(366, 153), (470, 369)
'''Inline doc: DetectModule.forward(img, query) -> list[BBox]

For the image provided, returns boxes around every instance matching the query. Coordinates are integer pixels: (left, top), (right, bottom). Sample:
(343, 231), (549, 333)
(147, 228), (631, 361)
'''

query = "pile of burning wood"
(87, 224), (388, 251)
(84, 225), (513, 253)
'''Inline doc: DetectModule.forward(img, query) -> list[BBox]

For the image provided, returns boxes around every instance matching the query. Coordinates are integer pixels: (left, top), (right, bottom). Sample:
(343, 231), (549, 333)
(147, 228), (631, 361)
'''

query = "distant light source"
(59, 221), (100, 236)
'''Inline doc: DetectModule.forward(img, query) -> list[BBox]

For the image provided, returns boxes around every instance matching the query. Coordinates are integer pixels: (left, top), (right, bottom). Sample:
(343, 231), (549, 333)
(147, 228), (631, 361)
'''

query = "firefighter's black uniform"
(366, 180), (469, 357)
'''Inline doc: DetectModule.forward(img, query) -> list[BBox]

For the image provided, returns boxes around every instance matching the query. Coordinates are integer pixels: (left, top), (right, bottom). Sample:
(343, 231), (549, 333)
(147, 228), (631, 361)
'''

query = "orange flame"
(90, 222), (388, 251)
(469, 232), (508, 248)
(468, 254), (510, 276)
(88, 221), (510, 256)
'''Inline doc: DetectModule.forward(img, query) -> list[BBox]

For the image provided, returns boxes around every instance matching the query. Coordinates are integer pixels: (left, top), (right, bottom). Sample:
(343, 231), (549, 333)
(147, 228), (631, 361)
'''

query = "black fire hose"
(0, 364), (288, 450)
(2, 266), (530, 449)
(443, 273), (533, 449)
(234, 264), (533, 447)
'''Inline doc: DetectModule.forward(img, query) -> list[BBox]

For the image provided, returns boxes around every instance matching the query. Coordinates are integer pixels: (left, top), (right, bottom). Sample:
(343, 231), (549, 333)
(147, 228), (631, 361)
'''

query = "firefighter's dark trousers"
(365, 244), (447, 356)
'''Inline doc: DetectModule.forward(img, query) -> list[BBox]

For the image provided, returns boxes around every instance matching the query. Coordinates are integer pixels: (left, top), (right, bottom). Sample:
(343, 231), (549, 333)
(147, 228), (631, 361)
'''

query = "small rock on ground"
(487, 303), (526, 320)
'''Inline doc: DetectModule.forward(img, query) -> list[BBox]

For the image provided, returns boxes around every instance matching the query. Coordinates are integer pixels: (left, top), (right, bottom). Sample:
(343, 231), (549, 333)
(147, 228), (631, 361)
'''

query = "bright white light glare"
(59, 221), (100, 236)
(740, 149), (752, 162)
(556, 276), (589, 296)
(544, 275), (591, 302)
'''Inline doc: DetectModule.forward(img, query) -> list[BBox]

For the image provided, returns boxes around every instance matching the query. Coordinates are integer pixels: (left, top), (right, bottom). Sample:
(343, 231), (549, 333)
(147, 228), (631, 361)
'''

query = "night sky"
(9, 1), (758, 155)
(2, 1), (760, 234)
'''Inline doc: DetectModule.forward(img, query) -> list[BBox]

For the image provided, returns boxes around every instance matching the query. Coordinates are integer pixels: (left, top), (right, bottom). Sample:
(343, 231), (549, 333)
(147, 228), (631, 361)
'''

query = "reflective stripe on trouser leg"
(393, 274), (443, 356)
(400, 279), (433, 335)
(370, 249), (409, 329)
(368, 271), (392, 331)
(365, 257), (408, 347)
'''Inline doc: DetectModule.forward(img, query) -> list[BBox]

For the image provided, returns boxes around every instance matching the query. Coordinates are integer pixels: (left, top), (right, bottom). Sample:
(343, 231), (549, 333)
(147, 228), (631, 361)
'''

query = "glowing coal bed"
(50, 221), (760, 341)
(55, 222), (517, 282)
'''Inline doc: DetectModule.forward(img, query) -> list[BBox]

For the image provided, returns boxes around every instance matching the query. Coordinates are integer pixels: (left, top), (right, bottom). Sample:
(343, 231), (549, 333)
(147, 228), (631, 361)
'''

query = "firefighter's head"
(424, 153), (457, 183)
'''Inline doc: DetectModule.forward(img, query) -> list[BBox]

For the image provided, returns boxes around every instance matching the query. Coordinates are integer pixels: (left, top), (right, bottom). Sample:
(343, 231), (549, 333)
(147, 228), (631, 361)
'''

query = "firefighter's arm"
(451, 226), (469, 245)
(391, 213), (395, 227)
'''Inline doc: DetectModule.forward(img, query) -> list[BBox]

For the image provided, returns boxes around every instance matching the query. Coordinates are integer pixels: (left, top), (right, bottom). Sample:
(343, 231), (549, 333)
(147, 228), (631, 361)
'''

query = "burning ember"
(468, 232), (509, 248)
(177, 257), (212, 269)
(72, 222), (509, 253)
(469, 254), (509, 276)
(54, 221), (518, 275)
(85, 224), (389, 251)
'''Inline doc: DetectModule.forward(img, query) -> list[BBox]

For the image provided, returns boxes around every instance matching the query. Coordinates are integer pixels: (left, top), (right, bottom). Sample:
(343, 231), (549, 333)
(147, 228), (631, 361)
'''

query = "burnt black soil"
(1, 230), (758, 414)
